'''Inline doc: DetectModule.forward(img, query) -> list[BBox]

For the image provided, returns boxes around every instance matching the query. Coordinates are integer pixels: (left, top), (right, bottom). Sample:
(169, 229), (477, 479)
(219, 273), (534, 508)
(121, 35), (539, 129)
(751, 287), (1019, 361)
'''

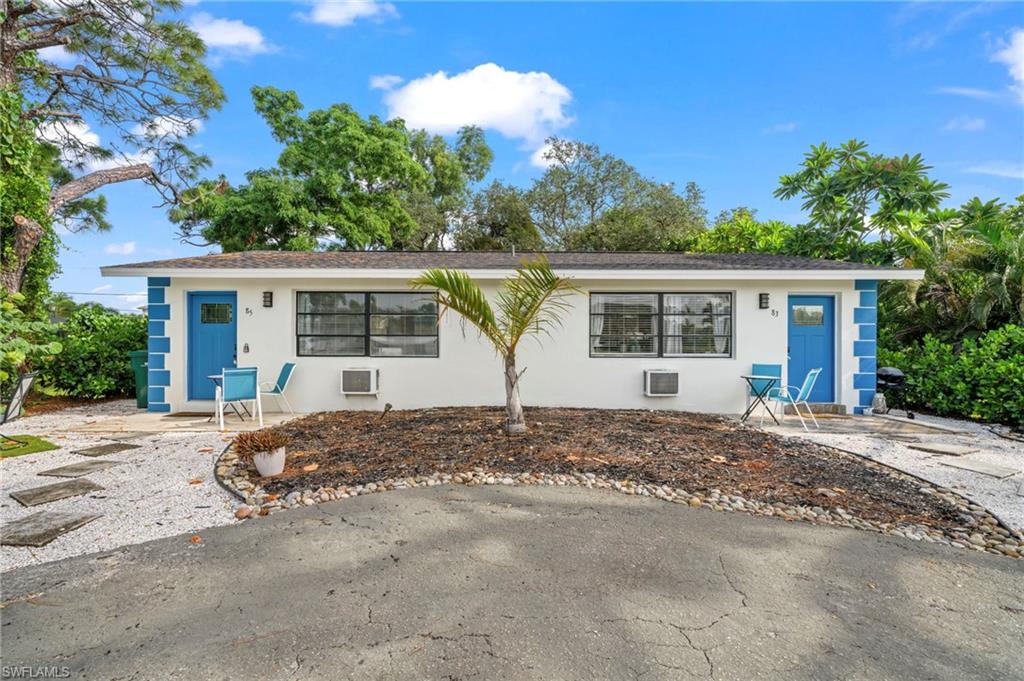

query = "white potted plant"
(233, 429), (289, 477)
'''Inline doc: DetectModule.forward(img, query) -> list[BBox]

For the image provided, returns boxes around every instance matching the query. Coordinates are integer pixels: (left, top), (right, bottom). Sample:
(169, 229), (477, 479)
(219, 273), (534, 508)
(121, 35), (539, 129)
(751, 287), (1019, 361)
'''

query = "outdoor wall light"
(263, 291), (273, 307)
(759, 293), (770, 309)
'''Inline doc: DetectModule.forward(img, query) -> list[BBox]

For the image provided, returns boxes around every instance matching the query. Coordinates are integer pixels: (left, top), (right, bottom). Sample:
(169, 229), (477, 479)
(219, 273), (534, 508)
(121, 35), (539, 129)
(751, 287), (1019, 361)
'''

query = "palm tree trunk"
(503, 352), (526, 434)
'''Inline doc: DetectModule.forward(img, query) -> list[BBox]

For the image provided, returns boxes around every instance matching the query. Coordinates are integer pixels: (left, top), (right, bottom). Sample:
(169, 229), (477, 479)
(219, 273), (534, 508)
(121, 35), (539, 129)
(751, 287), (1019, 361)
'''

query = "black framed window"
(590, 293), (733, 358)
(297, 292), (438, 357)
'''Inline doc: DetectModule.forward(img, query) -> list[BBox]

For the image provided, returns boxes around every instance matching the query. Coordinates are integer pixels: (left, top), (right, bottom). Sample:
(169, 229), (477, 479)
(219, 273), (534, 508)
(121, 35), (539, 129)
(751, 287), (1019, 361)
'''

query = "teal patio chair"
(216, 367), (262, 431)
(748, 363), (782, 426)
(260, 362), (296, 414)
(773, 368), (822, 431)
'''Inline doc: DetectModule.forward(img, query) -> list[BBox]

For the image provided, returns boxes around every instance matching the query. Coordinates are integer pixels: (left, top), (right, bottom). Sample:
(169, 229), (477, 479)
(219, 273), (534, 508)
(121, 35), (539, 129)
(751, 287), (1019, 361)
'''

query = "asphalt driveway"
(2, 486), (1022, 680)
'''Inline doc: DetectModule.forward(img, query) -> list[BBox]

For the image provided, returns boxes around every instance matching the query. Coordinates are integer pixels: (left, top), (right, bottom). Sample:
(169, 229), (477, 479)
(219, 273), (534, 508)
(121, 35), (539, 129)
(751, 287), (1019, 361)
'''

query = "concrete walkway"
(765, 413), (1024, 532)
(2, 485), (1021, 680)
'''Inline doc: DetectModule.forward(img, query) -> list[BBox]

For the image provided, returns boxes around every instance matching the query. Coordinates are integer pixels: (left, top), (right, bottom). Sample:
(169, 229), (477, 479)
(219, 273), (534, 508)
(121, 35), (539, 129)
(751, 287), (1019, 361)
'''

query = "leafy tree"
(774, 139), (950, 251)
(0, 292), (61, 395)
(527, 138), (706, 249)
(454, 181), (543, 251)
(413, 258), (577, 433)
(174, 87), (463, 251)
(395, 127), (493, 250)
(0, 0), (224, 293)
(680, 208), (793, 254)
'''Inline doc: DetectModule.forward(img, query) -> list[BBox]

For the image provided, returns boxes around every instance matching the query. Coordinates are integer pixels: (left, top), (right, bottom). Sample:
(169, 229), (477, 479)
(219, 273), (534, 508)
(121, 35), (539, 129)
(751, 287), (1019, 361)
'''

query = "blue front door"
(188, 292), (237, 400)
(788, 295), (835, 403)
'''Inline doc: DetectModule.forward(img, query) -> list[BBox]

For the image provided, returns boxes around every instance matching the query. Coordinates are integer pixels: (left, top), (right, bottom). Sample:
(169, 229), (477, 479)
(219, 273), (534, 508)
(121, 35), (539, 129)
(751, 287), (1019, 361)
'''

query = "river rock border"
(215, 448), (1023, 559)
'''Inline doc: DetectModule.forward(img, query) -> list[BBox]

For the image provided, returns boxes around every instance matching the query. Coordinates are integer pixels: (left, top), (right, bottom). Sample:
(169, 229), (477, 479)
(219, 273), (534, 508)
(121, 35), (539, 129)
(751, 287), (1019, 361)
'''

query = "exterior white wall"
(161, 277), (860, 415)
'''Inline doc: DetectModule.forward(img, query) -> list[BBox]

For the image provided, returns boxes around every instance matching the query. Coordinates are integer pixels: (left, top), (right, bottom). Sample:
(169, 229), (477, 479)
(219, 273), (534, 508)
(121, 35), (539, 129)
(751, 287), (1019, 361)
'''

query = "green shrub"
(0, 292), (62, 396)
(878, 325), (1024, 427)
(41, 305), (147, 399)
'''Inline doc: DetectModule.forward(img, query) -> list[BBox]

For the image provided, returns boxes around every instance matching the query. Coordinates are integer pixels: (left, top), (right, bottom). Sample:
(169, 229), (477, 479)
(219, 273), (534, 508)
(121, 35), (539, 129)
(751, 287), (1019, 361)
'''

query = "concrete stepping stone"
(73, 442), (141, 457)
(1, 511), (101, 547)
(907, 443), (979, 456)
(938, 458), (1020, 479)
(37, 460), (119, 478)
(9, 479), (104, 507)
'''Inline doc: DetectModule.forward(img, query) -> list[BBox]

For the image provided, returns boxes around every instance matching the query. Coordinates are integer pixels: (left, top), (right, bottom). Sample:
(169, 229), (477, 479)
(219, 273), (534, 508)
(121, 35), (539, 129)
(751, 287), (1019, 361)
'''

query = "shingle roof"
(103, 250), (892, 272)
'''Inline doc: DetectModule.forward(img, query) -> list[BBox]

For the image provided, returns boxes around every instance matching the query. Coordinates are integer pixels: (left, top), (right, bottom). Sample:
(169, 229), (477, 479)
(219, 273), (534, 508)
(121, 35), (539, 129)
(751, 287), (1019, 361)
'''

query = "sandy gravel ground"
(1, 401), (237, 571)
(768, 411), (1024, 531)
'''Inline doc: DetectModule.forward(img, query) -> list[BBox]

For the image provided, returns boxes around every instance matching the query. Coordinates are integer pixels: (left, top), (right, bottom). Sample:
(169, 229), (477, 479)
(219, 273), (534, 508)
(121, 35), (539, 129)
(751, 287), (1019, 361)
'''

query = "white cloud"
(763, 122), (798, 134)
(369, 74), (403, 91)
(189, 11), (272, 59)
(131, 116), (203, 140)
(934, 86), (1003, 101)
(90, 284), (113, 293)
(383, 63), (573, 156)
(992, 28), (1024, 103)
(38, 45), (76, 65)
(965, 161), (1024, 180)
(104, 241), (137, 255)
(298, 0), (398, 27)
(942, 115), (985, 132)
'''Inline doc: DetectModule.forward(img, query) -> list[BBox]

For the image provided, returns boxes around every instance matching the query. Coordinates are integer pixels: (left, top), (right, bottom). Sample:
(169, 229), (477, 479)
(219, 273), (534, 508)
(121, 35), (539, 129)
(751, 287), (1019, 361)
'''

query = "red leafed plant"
(233, 429), (289, 461)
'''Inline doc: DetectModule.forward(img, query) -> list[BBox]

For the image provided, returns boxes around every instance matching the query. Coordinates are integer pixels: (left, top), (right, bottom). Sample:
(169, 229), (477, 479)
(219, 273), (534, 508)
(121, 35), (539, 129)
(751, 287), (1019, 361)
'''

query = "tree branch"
(49, 163), (155, 215)
(0, 215), (45, 295)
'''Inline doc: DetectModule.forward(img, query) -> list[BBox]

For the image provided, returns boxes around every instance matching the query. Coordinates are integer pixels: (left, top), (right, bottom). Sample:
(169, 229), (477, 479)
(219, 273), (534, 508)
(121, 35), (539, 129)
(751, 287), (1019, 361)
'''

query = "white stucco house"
(100, 251), (922, 417)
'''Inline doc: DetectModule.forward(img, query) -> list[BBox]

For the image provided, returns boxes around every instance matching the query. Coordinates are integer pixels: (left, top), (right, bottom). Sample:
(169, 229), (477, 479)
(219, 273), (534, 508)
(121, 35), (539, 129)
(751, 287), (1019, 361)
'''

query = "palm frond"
(495, 257), (579, 351)
(411, 268), (506, 351)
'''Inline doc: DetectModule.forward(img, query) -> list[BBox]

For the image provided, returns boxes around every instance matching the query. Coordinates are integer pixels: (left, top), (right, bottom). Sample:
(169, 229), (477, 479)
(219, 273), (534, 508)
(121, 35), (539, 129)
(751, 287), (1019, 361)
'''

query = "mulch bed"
(259, 407), (964, 529)
(23, 395), (123, 416)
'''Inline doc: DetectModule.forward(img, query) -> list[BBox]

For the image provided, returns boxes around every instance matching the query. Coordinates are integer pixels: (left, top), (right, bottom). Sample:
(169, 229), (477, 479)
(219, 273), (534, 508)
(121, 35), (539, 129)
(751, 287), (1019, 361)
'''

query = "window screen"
(590, 293), (733, 358)
(296, 292), (438, 357)
(200, 303), (232, 324)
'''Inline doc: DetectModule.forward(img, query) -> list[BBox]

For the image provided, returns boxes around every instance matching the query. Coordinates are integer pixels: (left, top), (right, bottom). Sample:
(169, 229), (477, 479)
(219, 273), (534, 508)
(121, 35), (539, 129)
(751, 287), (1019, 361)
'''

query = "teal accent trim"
(854, 280), (878, 291)
(149, 369), (170, 387)
(859, 290), (878, 307)
(148, 402), (171, 413)
(148, 336), (170, 353)
(147, 320), (164, 336)
(148, 277), (171, 287)
(148, 387), (165, 403)
(149, 304), (170, 321)
(854, 373), (876, 390)
(854, 406), (871, 415)
(148, 353), (164, 369)
(858, 389), (875, 407)
(858, 324), (877, 340)
(854, 307), (877, 324)
(859, 356), (876, 373)
(854, 340), (876, 357)
(148, 287), (165, 305)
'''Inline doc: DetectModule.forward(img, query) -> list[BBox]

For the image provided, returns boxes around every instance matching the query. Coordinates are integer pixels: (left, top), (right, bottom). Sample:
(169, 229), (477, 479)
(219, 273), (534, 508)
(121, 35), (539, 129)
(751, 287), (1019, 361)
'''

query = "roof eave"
(101, 266), (925, 281)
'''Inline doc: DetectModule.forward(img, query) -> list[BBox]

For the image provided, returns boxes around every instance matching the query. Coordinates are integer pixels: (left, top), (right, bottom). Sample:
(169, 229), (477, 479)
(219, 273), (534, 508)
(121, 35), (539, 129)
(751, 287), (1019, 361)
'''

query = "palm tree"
(412, 257), (577, 434)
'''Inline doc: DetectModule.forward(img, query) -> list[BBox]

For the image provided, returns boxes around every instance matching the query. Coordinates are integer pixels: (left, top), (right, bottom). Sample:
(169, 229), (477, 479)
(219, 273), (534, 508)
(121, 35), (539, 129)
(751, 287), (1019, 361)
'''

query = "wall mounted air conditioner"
(644, 370), (679, 397)
(341, 368), (379, 395)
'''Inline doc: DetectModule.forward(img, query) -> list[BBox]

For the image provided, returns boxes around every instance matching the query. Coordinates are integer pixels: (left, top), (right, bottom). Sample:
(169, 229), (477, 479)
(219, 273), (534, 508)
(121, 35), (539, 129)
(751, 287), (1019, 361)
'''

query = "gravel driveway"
(2, 485), (1022, 681)
(1, 401), (236, 571)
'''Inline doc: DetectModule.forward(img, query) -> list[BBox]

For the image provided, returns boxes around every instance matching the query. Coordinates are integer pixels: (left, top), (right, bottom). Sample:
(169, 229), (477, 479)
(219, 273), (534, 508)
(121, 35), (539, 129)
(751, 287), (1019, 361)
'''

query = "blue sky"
(56, 1), (1024, 312)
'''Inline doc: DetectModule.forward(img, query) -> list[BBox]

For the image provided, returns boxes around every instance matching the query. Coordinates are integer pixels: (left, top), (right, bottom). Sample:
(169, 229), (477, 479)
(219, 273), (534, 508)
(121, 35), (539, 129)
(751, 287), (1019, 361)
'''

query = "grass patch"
(1, 435), (60, 458)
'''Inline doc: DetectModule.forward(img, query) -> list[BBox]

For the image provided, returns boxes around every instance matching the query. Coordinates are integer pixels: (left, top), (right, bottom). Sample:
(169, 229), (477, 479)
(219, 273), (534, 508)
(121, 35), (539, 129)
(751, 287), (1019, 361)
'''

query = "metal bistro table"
(740, 374), (780, 425)
(206, 374), (252, 423)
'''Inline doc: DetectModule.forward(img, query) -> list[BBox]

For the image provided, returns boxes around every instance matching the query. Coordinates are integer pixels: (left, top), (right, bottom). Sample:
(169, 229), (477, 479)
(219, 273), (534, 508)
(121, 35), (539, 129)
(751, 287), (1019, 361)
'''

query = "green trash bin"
(128, 350), (148, 409)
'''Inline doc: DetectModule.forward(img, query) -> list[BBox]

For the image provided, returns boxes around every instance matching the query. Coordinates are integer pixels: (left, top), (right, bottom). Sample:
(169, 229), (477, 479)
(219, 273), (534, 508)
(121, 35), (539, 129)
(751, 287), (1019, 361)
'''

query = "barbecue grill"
(876, 366), (914, 418)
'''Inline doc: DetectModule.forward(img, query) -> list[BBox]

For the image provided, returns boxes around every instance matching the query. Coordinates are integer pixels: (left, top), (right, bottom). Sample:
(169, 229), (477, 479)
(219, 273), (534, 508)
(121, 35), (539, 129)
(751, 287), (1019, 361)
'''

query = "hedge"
(878, 324), (1024, 427)
(40, 305), (147, 399)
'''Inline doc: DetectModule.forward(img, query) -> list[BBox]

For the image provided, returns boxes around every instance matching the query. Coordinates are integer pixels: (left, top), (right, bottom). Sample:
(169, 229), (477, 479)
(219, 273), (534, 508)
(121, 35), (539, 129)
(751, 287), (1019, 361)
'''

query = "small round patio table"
(740, 375), (780, 425)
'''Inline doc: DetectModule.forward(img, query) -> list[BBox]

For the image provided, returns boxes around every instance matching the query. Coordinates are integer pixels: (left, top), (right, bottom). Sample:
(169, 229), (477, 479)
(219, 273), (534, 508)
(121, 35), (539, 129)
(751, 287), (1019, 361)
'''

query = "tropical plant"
(412, 258), (577, 433)
(40, 305), (146, 398)
(233, 429), (289, 461)
(0, 291), (61, 394)
(774, 139), (950, 250)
